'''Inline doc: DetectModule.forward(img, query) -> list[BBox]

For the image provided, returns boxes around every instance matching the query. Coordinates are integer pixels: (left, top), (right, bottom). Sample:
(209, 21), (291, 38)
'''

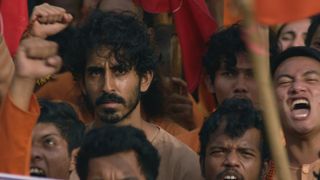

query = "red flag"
(0, 0), (29, 55)
(135, 0), (217, 92)
(255, 0), (320, 25)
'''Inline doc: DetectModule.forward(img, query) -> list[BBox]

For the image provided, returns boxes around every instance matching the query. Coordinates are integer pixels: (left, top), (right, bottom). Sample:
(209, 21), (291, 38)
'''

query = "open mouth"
(290, 99), (310, 119)
(30, 167), (46, 177)
(217, 170), (243, 180)
(224, 175), (238, 180)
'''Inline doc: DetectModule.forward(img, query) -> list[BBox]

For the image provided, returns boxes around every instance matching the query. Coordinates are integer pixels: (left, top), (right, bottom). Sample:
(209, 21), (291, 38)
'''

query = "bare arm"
(0, 35), (14, 106)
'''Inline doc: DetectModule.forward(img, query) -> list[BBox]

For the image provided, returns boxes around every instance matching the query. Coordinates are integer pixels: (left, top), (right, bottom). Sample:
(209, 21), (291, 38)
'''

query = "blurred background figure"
(276, 18), (311, 51)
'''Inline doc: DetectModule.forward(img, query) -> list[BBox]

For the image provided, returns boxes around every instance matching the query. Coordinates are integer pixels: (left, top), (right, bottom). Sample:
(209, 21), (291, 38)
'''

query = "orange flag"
(255, 0), (320, 25)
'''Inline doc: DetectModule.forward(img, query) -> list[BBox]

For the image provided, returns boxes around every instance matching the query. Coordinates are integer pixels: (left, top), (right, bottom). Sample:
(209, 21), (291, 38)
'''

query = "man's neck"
(285, 130), (320, 167)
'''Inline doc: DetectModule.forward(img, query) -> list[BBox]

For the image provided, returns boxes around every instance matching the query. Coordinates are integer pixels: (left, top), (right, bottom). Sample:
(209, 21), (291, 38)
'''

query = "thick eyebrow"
(86, 66), (105, 71)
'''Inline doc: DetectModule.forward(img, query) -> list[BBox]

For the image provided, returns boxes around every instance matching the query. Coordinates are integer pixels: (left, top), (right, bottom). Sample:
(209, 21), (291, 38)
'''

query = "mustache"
(95, 92), (125, 106)
(216, 169), (244, 180)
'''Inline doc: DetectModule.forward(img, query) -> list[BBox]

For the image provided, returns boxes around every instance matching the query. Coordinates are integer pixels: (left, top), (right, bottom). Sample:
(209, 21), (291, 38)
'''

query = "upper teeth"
(30, 167), (45, 175)
(224, 175), (237, 180)
(291, 99), (309, 109)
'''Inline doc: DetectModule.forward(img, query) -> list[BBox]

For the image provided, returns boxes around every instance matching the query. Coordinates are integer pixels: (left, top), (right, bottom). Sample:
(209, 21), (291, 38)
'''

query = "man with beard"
(65, 10), (202, 180)
(199, 98), (270, 180)
(272, 46), (320, 179)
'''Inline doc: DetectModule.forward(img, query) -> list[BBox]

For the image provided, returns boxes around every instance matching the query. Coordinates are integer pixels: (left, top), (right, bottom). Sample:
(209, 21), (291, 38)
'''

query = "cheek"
(204, 157), (221, 177)
(46, 149), (71, 178)
(275, 87), (287, 102)
(85, 80), (100, 96)
(214, 78), (232, 94)
(243, 159), (262, 179)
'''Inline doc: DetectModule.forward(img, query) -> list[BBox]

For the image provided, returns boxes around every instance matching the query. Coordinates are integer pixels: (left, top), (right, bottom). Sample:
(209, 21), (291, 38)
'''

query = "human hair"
(203, 24), (247, 82)
(37, 99), (85, 153)
(271, 46), (320, 76)
(305, 14), (320, 47)
(76, 125), (160, 180)
(203, 23), (279, 82)
(65, 10), (156, 80)
(199, 98), (270, 173)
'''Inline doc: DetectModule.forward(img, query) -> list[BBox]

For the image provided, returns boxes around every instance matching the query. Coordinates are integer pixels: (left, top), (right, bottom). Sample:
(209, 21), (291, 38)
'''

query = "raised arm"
(0, 35), (14, 106)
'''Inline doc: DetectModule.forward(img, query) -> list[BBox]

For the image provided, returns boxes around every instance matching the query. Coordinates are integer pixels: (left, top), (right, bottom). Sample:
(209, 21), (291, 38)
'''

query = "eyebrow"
(303, 70), (320, 76)
(86, 66), (105, 71)
(281, 31), (295, 36)
(40, 133), (61, 140)
(122, 177), (139, 180)
(275, 74), (293, 81)
(237, 147), (257, 152)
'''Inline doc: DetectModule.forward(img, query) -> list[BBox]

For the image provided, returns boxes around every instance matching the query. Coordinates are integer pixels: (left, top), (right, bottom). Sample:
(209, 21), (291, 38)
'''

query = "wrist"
(21, 21), (47, 40)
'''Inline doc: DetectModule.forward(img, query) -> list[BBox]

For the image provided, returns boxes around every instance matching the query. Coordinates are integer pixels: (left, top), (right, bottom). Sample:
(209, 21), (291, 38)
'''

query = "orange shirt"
(0, 94), (40, 175)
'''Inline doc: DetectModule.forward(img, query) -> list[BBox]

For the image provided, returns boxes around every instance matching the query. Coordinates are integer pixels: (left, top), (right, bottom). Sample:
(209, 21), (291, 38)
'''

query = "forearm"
(0, 35), (14, 106)
(9, 76), (35, 111)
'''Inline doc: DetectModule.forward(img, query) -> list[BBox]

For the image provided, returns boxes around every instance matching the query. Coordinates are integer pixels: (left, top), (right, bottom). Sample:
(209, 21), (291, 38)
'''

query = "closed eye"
(238, 149), (256, 159)
(277, 76), (293, 86)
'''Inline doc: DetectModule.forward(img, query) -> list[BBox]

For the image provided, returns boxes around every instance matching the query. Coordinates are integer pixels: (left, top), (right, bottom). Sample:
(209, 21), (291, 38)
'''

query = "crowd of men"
(1, 0), (320, 180)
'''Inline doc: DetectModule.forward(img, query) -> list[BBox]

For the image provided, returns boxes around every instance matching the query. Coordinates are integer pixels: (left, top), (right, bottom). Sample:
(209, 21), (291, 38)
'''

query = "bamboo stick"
(236, 0), (292, 179)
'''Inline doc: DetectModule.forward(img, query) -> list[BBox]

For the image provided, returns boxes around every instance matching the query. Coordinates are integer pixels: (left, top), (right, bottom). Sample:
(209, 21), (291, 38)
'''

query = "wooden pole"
(236, 0), (292, 179)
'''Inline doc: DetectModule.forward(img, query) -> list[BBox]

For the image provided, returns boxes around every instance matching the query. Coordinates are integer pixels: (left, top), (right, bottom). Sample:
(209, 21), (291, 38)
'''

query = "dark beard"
(95, 87), (141, 125)
(97, 95), (140, 124)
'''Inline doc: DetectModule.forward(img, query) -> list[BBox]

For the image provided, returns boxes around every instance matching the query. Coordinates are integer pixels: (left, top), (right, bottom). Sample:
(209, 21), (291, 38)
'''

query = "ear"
(140, 71), (153, 92)
(69, 148), (80, 172)
(69, 148), (80, 179)
(204, 74), (215, 93)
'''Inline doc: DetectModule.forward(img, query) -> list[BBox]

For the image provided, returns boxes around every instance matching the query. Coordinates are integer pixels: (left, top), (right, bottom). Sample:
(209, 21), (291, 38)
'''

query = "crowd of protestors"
(1, 0), (320, 180)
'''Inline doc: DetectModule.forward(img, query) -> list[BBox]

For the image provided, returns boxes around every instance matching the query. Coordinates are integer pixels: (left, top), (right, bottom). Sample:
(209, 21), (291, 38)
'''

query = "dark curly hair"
(65, 10), (156, 80)
(76, 125), (160, 180)
(38, 99), (85, 153)
(203, 24), (247, 82)
(199, 98), (270, 175)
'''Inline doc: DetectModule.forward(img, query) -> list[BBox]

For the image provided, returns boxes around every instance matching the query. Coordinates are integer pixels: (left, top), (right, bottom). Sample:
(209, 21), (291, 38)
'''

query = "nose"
(223, 151), (241, 168)
(292, 37), (305, 47)
(289, 80), (306, 94)
(233, 75), (248, 94)
(31, 146), (43, 163)
(102, 70), (116, 92)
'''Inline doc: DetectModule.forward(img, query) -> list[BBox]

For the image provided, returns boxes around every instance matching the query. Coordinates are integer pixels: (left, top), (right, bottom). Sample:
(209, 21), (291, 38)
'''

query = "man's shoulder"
(152, 128), (199, 161)
(151, 128), (203, 180)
